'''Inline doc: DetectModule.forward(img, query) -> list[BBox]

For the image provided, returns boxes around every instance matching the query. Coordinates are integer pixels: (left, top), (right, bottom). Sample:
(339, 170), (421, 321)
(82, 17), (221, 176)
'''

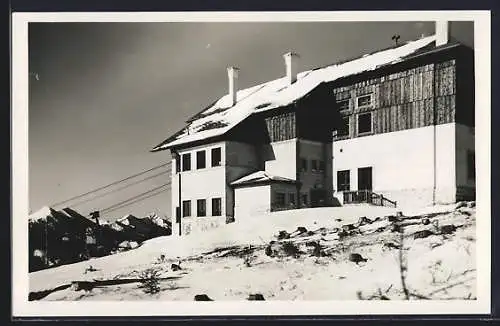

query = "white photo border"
(12, 10), (491, 317)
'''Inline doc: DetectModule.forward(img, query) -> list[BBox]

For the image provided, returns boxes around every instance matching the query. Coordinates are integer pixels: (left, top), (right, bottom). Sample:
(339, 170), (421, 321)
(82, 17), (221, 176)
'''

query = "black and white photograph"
(11, 11), (491, 317)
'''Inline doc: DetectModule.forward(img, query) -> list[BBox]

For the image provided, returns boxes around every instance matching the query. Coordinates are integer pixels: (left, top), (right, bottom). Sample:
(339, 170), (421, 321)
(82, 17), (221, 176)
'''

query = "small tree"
(139, 268), (162, 294)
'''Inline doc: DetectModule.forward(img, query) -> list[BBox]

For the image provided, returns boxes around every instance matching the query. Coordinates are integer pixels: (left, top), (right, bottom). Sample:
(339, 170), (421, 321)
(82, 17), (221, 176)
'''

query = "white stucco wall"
(180, 216), (227, 236)
(170, 142), (227, 235)
(234, 185), (271, 219)
(333, 123), (457, 208)
(262, 139), (297, 180)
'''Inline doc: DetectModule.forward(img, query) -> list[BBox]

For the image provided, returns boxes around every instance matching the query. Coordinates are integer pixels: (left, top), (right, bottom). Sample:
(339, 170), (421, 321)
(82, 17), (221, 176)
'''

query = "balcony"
(342, 190), (397, 208)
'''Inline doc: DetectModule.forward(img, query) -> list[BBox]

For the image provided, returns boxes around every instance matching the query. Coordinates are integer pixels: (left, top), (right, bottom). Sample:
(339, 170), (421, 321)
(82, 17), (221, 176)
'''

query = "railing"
(342, 190), (397, 208)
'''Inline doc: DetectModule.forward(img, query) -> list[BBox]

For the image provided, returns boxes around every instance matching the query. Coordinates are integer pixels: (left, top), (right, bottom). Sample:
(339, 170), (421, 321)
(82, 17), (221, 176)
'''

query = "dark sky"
(28, 21), (474, 220)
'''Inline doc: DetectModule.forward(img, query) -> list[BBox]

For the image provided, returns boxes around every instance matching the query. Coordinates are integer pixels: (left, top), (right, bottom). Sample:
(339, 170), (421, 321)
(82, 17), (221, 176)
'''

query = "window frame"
(197, 199), (207, 217)
(175, 158), (181, 173)
(337, 116), (350, 137)
(182, 200), (191, 217)
(357, 111), (373, 135)
(175, 206), (181, 222)
(337, 99), (350, 111)
(182, 153), (191, 171)
(337, 170), (350, 192)
(356, 94), (373, 109)
(212, 198), (222, 216)
(211, 147), (222, 167)
(196, 150), (206, 169)
(288, 193), (296, 206)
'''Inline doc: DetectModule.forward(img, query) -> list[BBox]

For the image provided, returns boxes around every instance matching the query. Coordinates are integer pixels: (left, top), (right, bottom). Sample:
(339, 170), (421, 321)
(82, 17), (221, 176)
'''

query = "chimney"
(283, 52), (300, 85)
(435, 21), (450, 46)
(227, 66), (239, 107)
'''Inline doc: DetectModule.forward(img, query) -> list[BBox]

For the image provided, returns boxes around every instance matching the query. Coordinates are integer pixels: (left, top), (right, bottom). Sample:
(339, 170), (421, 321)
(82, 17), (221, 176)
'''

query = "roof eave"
(231, 179), (298, 188)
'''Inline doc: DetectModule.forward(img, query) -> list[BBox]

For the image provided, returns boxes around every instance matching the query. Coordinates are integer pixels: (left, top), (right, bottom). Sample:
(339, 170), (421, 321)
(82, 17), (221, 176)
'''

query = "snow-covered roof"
(152, 35), (437, 151)
(117, 214), (138, 225)
(29, 206), (53, 222)
(230, 171), (297, 187)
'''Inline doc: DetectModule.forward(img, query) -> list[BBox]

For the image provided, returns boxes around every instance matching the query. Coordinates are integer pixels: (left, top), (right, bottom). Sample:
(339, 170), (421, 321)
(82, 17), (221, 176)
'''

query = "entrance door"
(357, 167), (373, 191)
(310, 188), (327, 207)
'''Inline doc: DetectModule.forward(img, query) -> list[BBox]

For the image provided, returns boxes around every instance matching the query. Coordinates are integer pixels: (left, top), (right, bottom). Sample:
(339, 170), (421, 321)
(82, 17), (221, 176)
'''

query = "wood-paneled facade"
(264, 112), (296, 142)
(330, 43), (474, 141)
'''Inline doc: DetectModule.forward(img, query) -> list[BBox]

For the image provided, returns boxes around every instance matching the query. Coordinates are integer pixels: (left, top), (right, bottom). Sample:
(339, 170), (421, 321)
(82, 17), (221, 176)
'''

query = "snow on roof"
(29, 206), (53, 222)
(152, 35), (437, 151)
(230, 171), (297, 186)
(117, 214), (138, 224)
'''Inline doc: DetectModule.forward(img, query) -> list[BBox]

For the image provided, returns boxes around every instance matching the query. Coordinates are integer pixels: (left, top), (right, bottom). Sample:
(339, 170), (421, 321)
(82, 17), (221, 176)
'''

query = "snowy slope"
(29, 203), (476, 302)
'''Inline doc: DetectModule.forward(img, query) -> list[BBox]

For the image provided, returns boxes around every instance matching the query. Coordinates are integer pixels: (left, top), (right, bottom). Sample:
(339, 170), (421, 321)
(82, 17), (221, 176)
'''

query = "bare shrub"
(242, 253), (256, 267)
(139, 268), (162, 294)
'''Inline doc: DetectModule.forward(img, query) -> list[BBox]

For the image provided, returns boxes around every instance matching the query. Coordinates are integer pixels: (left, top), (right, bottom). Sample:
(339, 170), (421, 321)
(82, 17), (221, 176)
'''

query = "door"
(310, 188), (327, 207)
(357, 167), (373, 191)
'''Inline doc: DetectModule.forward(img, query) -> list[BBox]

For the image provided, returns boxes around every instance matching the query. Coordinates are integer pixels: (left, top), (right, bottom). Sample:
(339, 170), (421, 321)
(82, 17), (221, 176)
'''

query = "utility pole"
(391, 34), (401, 46)
(90, 210), (100, 226)
(89, 210), (101, 245)
(44, 221), (49, 266)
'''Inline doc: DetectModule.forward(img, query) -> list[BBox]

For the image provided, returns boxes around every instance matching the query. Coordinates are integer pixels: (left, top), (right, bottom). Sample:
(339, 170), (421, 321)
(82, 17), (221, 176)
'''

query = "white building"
(152, 21), (475, 235)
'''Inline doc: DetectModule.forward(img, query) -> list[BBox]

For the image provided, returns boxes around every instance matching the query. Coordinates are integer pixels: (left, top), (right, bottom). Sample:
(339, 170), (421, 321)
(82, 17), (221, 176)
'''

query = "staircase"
(342, 190), (397, 208)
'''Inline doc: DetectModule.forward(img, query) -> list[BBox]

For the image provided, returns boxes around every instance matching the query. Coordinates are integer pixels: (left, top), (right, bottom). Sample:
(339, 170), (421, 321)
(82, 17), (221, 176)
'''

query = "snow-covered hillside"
(29, 203), (476, 301)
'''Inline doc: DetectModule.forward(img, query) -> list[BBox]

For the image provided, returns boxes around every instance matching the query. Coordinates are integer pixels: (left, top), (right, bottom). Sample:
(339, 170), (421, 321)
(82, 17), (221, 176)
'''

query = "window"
(196, 150), (206, 169)
(182, 153), (191, 171)
(175, 158), (181, 173)
(175, 207), (181, 223)
(337, 116), (349, 137)
(467, 151), (475, 180)
(311, 159), (319, 172)
(211, 147), (222, 167)
(300, 158), (308, 171)
(337, 170), (350, 191)
(357, 112), (373, 134)
(319, 160), (325, 172)
(357, 94), (372, 108)
(337, 99), (350, 111)
(197, 199), (207, 217)
(182, 200), (191, 217)
(289, 193), (296, 206)
(212, 198), (222, 216)
(275, 192), (286, 207)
